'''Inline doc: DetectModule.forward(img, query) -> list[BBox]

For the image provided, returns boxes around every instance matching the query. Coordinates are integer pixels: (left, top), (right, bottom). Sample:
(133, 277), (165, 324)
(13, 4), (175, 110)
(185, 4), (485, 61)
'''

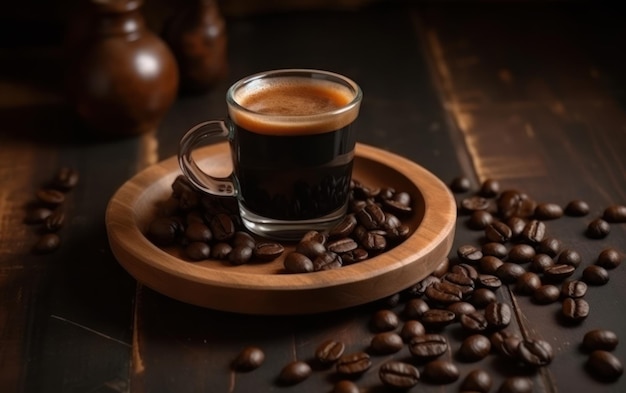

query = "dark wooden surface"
(1, 1), (625, 392)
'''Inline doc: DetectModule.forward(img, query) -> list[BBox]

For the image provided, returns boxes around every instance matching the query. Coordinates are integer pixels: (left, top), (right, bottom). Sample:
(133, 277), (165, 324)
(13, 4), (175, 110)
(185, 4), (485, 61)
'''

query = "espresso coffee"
(229, 75), (359, 222)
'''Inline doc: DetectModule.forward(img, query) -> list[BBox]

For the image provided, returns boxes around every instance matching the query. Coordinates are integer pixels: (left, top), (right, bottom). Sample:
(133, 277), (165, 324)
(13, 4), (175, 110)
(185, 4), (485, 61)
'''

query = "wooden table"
(2, 2), (625, 392)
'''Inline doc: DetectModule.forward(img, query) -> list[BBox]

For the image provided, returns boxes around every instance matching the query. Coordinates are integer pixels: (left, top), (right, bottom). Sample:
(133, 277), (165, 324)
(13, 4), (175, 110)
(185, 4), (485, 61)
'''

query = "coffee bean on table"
(557, 249), (582, 267)
(332, 380), (359, 393)
(507, 244), (535, 264)
(603, 204), (626, 223)
(543, 264), (576, 282)
(482, 242), (508, 258)
(468, 210), (494, 230)
(520, 219), (546, 244)
(491, 331), (522, 358)
(423, 359), (459, 384)
(534, 202), (563, 220)
(450, 175), (472, 193)
(232, 346), (265, 371)
(44, 210), (65, 232)
(33, 233), (61, 254)
(451, 263), (479, 280)
(495, 262), (527, 284)
(432, 257), (451, 277)
(485, 302), (512, 330)
(421, 309), (457, 330)
(582, 265), (609, 285)
(459, 334), (492, 362)
(404, 275), (440, 298)
(442, 272), (475, 297)
(562, 297), (590, 322)
(400, 320), (426, 342)
(485, 221), (512, 243)
(24, 207), (53, 224)
(532, 284), (561, 304)
(402, 298), (430, 320)
(425, 282), (463, 304)
(477, 274), (502, 290)
(530, 253), (554, 273)
(379, 361), (420, 389)
(506, 216), (526, 239)
(336, 352), (372, 376)
(278, 360), (311, 385)
(517, 338), (554, 367)
(564, 199), (590, 216)
(560, 280), (587, 298)
(479, 256), (504, 275)
(460, 311), (489, 333)
(596, 248), (622, 269)
(408, 334), (448, 360)
(470, 288), (497, 308)
(460, 368), (493, 393)
(370, 332), (404, 354)
(586, 218), (610, 239)
(479, 178), (500, 197)
(583, 329), (619, 352)
(461, 196), (491, 213)
(536, 237), (562, 257)
(515, 272), (541, 295)
(315, 339), (345, 366)
(370, 309), (399, 332)
(586, 350), (624, 381)
(497, 377), (533, 393)
(457, 244), (483, 263)
(447, 301), (476, 320)
(36, 188), (65, 206)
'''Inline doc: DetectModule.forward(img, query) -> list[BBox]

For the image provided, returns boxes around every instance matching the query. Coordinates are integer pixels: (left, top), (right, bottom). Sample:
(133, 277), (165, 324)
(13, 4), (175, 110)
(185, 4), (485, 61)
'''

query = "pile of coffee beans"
(24, 167), (79, 254)
(147, 175), (413, 271)
(226, 175), (623, 391)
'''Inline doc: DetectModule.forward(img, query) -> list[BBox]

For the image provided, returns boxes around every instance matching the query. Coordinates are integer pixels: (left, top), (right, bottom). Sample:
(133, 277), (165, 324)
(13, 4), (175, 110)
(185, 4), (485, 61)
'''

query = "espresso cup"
(179, 69), (363, 240)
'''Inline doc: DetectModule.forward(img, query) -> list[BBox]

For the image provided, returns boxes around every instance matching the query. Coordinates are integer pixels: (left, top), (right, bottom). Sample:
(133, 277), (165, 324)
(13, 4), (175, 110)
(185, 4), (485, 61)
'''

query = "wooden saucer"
(105, 142), (456, 315)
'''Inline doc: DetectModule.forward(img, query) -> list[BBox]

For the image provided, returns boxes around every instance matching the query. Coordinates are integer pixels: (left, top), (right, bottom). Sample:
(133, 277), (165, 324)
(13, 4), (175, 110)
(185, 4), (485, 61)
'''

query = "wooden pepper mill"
(65, 0), (179, 138)
(162, 0), (228, 94)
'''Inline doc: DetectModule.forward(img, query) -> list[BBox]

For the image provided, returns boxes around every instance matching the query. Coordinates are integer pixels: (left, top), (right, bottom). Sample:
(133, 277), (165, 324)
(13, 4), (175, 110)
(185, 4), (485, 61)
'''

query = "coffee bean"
(495, 262), (526, 284)
(315, 339), (345, 366)
(24, 207), (53, 224)
(491, 331), (522, 358)
(326, 237), (358, 254)
(52, 167), (80, 190)
(185, 242), (210, 260)
(210, 213), (235, 241)
(442, 272), (475, 297)
(515, 272), (541, 295)
(44, 210), (65, 232)
(228, 245), (253, 265)
(332, 380), (359, 393)
(459, 334), (491, 362)
(497, 190), (524, 219)
(148, 217), (181, 245)
(530, 253), (554, 273)
(370, 309), (399, 332)
(460, 311), (489, 333)
(482, 242), (508, 258)
(356, 203), (385, 229)
(36, 188), (65, 206)
(313, 251), (342, 271)
(485, 221), (512, 243)
(33, 233), (61, 254)
(479, 178), (500, 197)
(461, 196), (491, 214)
(300, 230), (327, 245)
(532, 284), (561, 304)
(479, 256), (504, 275)
(517, 338), (554, 366)
(582, 265), (609, 286)
(451, 263), (479, 280)
(425, 282), (463, 304)
(564, 199), (590, 216)
(421, 309), (456, 330)
(586, 218), (610, 239)
(596, 248), (622, 269)
(336, 352), (371, 376)
(562, 297), (590, 322)
(211, 242), (232, 260)
(232, 346), (265, 371)
(583, 329), (619, 352)
(543, 264), (576, 282)
(403, 275), (440, 298)
(560, 280), (587, 298)
(185, 222), (212, 243)
(468, 210), (494, 230)
(534, 202), (563, 220)
(400, 320), (426, 342)
(507, 244), (535, 264)
(458, 244), (483, 263)
(497, 377), (533, 393)
(402, 298), (430, 320)
(506, 216), (526, 239)
(603, 204), (626, 223)
(296, 240), (326, 259)
(379, 361), (420, 389)
(447, 301), (476, 320)
(383, 198), (413, 216)
(423, 359), (459, 384)
(586, 350), (624, 381)
(477, 274), (502, 290)
(370, 331), (404, 354)
(408, 334), (448, 360)
(359, 230), (387, 252)
(520, 219), (545, 244)
(278, 360), (311, 385)
(557, 249), (582, 267)
(232, 231), (256, 248)
(432, 257), (451, 277)
(341, 248), (368, 265)
(253, 242), (284, 261)
(329, 214), (357, 238)
(485, 302), (511, 330)
(470, 288), (497, 309)
(536, 237), (562, 257)
(460, 369), (493, 393)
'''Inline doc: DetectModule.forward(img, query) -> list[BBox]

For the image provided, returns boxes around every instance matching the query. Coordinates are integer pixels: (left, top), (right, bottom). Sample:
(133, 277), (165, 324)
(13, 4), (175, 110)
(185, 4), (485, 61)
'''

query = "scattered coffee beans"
(460, 368), (493, 393)
(336, 352), (371, 376)
(315, 340), (345, 366)
(370, 309), (399, 332)
(497, 377), (533, 393)
(582, 329), (619, 352)
(370, 332), (403, 354)
(562, 297), (590, 322)
(378, 361), (420, 389)
(232, 346), (265, 371)
(586, 350), (624, 381)
(459, 334), (492, 362)
(278, 360), (312, 385)
(603, 204), (626, 223)
(423, 359), (459, 384)
(586, 218), (610, 239)
(596, 248), (622, 269)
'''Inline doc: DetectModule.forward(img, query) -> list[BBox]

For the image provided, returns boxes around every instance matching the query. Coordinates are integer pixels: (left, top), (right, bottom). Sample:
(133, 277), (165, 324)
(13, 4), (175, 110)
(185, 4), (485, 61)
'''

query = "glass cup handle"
(178, 120), (236, 197)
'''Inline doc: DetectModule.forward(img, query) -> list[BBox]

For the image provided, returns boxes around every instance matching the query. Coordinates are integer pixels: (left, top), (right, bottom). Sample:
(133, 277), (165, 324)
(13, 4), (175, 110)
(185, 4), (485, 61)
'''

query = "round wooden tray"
(105, 142), (456, 315)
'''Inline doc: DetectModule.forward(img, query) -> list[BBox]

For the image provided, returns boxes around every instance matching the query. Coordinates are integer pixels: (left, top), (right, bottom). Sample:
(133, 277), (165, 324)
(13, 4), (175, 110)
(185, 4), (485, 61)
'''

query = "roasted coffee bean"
(497, 377), (533, 393)
(379, 361), (420, 389)
(360, 231), (387, 252)
(482, 242), (508, 258)
(515, 272), (541, 295)
(329, 214), (357, 238)
(378, 293), (401, 309)
(517, 339), (553, 367)
(400, 320), (426, 342)
(450, 175), (472, 193)
(383, 198), (413, 216)
(356, 203), (385, 229)
(253, 242), (284, 261)
(184, 222), (212, 243)
(530, 253), (554, 273)
(543, 264), (576, 282)
(326, 237), (358, 254)
(336, 352), (372, 376)
(447, 301), (476, 320)
(300, 230), (327, 245)
(370, 332), (404, 354)
(36, 188), (65, 206)
(468, 210), (494, 230)
(586, 218), (610, 239)
(458, 244), (483, 263)
(561, 280), (587, 298)
(211, 242), (232, 260)
(603, 204), (626, 223)
(470, 288), (497, 309)
(53, 167), (80, 190)
(532, 285), (561, 304)
(485, 221), (512, 243)
(44, 210), (65, 232)
(491, 331), (522, 358)
(557, 249), (582, 267)
(315, 339), (345, 365)
(562, 297), (590, 322)
(582, 265), (610, 285)
(583, 329), (619, 352)
(451, 263), (479, 280)
(232, 346), (265, 371)
(423, 360), (459, 384)
(479, 178), (500, 197)
(432, 258), (450, 278)
(536, 237), (562, 257)
(408, 334), (448, 359)
(404, 275), (440, 297)
(33, 233), (61, 254)
(477, 274), (502, 290)
(148, 217), (181, 245)
(564, 199), (590, 216)
(402, 298), (430, 320)
(506, 216), (526, 238)
(497, 190), (523, 219)
(507, 244), (535, 264)
(460, 311), (489, 333)
(586, 350), (624, 381)
(341, 248), (368, 265)
(460, 369), (493, 393)
(209, 213), (235, 241)
(421, 309), (456, 330)
(185, 242), (210, 260)
(313, 251), (342, 271)
(443, 272), (475, 297)
(459, 334), (492, 362)
(461, 196), (491, 214)
(295, 240), (326, 259)
(24, 207), (53, 224)
(495, 262), (526, 284)
(232, 231), (255, 248)
(534, 202), (563, 220)
(370, 309), (399, 332)
(425, 282), (463, 304)
(520, 219), (545, 244)
(278, 360), (311, 385)
(485, 302), (511, 330)
(479, 256), (504, 275)
(332, 380), (359, 393)
(596, 248), (622, 269)
(228, 245), (253, 265)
